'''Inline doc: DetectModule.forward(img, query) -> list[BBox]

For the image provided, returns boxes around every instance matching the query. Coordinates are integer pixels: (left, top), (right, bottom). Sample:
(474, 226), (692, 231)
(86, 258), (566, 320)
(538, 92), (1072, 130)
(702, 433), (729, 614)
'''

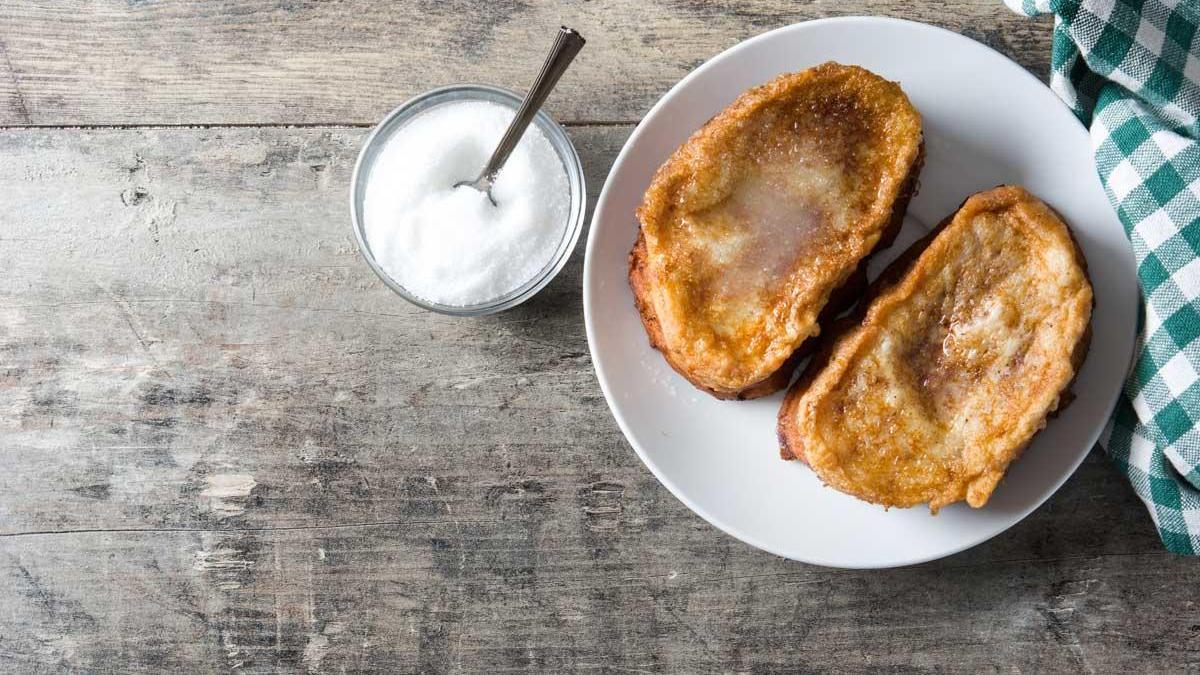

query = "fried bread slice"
(630, 63), (924, 399)
(777, 186), (1093, 511)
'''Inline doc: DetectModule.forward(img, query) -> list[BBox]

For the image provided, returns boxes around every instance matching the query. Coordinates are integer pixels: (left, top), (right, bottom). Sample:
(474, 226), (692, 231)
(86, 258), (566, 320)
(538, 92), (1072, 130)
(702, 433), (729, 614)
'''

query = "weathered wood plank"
(0, 516), (1193, 673)
(0, 1), (1052, 126)
(0, 125), (625, 535)
(0, 125), (1191, 672)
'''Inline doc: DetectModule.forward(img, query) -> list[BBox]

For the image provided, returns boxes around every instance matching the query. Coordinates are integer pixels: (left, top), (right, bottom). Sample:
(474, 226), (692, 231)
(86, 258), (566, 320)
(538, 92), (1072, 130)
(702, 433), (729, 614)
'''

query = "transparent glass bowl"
(349, 84), (586, 316)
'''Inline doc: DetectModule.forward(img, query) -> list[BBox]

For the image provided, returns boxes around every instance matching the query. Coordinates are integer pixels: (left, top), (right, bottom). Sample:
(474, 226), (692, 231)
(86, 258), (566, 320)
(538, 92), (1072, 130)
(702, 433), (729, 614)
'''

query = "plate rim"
(582, 15), (1137, 568)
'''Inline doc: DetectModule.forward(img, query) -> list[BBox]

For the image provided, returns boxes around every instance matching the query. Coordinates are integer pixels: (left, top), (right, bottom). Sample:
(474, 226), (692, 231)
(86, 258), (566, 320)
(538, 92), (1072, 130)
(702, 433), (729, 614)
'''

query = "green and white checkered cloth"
(1007, 0), (1200, 553)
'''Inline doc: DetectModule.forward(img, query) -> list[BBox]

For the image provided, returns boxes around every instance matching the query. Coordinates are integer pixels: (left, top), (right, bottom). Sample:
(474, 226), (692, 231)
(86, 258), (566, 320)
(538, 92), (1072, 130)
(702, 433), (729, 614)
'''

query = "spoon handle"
(478, 26), (585, 184)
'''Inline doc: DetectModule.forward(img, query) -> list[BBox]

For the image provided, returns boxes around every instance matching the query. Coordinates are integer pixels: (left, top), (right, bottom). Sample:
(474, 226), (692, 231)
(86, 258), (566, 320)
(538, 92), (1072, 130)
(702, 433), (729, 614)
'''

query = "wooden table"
(0, 2), (1192, 673)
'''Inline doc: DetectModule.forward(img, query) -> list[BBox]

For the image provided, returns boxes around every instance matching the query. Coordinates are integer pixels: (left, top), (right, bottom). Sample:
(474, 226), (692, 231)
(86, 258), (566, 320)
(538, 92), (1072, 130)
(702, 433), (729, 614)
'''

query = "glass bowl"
(349, 84), (586, 316)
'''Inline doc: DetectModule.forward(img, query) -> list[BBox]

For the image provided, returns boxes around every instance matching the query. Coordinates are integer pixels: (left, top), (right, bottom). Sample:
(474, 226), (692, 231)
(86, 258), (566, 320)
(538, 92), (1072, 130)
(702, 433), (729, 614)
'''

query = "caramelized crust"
(777, 186), (1094, 511)
(630, 63), (924, 399)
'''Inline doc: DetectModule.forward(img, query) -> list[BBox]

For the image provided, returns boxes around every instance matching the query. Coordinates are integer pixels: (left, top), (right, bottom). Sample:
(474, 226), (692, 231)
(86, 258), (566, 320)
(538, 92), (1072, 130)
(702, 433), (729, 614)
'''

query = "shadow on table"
(934, 447), (1163, 568)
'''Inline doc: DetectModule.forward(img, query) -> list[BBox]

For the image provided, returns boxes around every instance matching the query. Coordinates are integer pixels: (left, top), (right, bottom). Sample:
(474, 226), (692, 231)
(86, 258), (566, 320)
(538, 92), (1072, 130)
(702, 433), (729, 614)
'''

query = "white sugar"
(362, 100), (570, 307)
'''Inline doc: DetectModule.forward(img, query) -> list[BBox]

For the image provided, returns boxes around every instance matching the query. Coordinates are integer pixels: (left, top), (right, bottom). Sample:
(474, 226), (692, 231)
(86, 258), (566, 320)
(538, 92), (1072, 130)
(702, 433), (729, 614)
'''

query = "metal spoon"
(456, 26), (585, 204)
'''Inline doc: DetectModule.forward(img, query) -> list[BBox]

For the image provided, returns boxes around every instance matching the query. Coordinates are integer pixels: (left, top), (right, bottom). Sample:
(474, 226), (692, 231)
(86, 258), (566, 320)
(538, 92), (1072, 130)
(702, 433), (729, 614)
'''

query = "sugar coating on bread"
(778, 186), (1093, 511)
(631, 62), (924, 399)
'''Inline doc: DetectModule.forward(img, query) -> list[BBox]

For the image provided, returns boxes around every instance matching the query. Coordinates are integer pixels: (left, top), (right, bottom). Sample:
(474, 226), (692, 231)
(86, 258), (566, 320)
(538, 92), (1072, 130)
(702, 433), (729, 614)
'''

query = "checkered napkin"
(1007, 0), (1200, 552)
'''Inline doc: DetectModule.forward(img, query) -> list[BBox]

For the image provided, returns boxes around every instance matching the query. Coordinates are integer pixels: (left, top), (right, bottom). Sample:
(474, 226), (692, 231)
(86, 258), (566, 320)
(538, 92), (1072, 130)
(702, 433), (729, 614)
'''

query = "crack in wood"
(0, 38), (31, 125)
(0, 520), (504, 538)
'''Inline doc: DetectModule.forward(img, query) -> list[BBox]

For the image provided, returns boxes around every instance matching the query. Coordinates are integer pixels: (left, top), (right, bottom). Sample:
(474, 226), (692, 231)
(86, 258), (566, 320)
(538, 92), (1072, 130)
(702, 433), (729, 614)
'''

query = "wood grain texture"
(0, 126), (1194, 673)
(0, 1), (1052, 126)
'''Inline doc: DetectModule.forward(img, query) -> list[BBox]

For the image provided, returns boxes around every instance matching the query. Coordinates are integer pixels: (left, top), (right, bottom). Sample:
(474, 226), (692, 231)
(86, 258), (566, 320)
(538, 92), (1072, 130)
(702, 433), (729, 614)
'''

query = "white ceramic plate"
(583, 17), (1138, 568)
